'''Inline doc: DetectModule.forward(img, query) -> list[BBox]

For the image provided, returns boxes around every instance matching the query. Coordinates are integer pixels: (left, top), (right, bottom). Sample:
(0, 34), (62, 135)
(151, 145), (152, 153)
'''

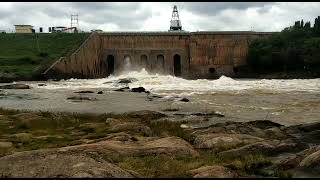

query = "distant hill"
(0, 33), (89, 82)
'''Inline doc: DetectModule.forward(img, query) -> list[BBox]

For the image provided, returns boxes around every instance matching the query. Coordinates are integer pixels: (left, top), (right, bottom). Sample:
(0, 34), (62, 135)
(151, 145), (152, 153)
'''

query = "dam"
(43, 31), (273, 80)
(42, 5), (273, 80)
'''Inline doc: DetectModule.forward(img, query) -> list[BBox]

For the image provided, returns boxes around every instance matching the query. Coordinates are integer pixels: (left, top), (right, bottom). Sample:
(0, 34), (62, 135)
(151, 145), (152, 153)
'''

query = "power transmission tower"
(71, 14), (79, 32)
(169, 5), (182, 31)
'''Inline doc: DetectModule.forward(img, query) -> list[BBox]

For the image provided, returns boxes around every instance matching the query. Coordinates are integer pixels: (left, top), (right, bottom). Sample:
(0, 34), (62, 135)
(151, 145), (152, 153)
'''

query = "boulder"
(218, 140), (306, 159)
(179, 98), (189, 102)
(0, 84), (30, 89)
(146, 94), (163, 101)
(130, 87), (146, 93)
(190, 112), (224, 117)
(193, 120), (289, 140)
(74, 91), (95, 93)
(117, 78), (138, 84)
(298, 149), (320, 170)
(37, 83), (46, 86)
(0, 151), (134, 178)
(97, 91), (103, 94)
(58, 136), (199, 158)
(193, 133), (264, 150)
(67, 96), (97, 101)
(189, 165), (237, 178)
(114, 87), (130, 92)
(270, 153), (300, 170)
(109, 122), (152, 136)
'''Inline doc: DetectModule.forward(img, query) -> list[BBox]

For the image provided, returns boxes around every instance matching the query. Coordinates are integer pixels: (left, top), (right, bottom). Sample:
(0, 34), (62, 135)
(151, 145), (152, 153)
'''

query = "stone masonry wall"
(44, 31), (272, 80)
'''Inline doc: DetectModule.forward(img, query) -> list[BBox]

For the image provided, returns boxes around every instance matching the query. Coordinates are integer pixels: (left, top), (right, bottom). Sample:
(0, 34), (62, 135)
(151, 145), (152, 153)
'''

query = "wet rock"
(74, 91), (95, 93)
(0, 84), (30, 89)
(97, 91), (103, 94)
(67, 96), (97, 101)
(180, 124), (190, 129)
(0, 90), (7, 96)
(189, 165), (237, 178)
(179, 97), (189, 102)
(174, 111), (224, 118)
(130, 87), (146, 93)
(0, 142), (13, 149)
(190, 112), (224, 117)
(117, 78), (138, 84)
(114, 87), (130, 92)
(146, 94), (163, 101)
(193, 133), (264, 150)
(102, 81), (113, 84)
(0, 151), (134, 178)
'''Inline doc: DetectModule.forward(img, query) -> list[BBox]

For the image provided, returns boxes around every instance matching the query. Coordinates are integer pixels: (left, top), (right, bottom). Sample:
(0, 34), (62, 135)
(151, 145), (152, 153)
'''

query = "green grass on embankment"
(0, 33), (90, 82)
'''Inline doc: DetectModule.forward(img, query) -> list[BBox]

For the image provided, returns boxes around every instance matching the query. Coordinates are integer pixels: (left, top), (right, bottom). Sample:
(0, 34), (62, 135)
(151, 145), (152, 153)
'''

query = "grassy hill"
(0, 33), (89, 82)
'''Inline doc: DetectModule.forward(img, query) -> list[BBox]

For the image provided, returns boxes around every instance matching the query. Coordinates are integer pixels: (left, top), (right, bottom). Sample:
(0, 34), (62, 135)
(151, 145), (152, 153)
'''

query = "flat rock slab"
(0, 150), (134, 178)
(193, 133), (264, 150)
(74, 91), (95, 93)
(58, 136), (199, 158)
(0, 84), (30, 89)
(189, 165), (237, 178)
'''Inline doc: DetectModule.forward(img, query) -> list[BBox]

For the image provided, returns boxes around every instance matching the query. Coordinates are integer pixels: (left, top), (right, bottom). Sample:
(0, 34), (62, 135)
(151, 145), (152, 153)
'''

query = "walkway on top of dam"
(98, 31), (275, 36)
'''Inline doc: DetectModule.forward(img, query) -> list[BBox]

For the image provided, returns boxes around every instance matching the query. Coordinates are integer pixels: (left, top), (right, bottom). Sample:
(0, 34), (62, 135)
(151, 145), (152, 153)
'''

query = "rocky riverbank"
(0, 108), (320, 178)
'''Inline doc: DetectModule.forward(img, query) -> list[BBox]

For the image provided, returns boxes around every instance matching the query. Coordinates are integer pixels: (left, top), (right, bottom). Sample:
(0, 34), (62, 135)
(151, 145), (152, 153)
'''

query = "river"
(0, 68), (319, 126)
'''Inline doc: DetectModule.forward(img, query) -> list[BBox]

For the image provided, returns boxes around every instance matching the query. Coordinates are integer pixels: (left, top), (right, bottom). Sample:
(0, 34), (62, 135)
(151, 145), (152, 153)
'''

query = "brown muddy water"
(0, 69), (319, 126)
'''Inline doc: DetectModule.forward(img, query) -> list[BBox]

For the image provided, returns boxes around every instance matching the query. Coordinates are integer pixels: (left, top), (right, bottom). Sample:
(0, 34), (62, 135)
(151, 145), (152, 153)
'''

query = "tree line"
(247, 16), (320, 75)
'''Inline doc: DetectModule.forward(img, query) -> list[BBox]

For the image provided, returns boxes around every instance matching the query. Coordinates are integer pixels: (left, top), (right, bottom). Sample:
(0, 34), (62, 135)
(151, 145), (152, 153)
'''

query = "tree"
(304, 22), (311, 29)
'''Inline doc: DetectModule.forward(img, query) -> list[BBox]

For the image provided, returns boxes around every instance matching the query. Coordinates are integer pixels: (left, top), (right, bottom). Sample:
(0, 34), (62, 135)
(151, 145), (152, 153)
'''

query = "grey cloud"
(0, 2), (319, 32)
(177, 2), (276, 16)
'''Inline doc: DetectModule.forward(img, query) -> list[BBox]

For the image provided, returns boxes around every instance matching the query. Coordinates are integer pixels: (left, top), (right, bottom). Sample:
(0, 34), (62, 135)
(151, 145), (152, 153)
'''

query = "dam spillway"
(44, 31), (273, 80)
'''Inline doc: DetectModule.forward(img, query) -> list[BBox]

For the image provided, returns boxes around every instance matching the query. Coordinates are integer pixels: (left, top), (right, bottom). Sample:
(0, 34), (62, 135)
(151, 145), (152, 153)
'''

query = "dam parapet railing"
(42, 32), (100, 78)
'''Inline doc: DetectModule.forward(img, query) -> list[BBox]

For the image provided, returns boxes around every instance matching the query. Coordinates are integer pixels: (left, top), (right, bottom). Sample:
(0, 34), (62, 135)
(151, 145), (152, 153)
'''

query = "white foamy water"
(28, 68), (320, 94)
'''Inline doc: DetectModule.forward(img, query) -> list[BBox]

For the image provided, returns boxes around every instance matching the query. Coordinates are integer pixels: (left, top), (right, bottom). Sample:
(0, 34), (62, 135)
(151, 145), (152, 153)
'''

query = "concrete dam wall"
(44, 31), (273, 79)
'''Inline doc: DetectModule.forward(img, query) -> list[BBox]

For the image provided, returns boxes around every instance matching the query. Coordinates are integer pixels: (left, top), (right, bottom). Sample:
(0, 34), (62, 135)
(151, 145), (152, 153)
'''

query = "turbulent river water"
(1, 68), (320, 126)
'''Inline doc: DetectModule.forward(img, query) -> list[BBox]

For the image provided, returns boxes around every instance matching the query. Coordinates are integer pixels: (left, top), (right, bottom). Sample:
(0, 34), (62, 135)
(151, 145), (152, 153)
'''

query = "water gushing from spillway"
(28, 68), (320, 94)
(123, 56), (132, 72)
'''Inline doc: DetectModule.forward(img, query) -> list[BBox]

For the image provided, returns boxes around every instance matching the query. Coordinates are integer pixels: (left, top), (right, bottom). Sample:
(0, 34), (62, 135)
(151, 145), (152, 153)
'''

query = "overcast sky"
(0, 2), (319, 32)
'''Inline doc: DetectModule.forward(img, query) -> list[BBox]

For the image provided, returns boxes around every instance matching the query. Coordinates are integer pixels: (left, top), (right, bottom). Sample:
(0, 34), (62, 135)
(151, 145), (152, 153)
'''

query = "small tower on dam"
(169, 5), (182, 31)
